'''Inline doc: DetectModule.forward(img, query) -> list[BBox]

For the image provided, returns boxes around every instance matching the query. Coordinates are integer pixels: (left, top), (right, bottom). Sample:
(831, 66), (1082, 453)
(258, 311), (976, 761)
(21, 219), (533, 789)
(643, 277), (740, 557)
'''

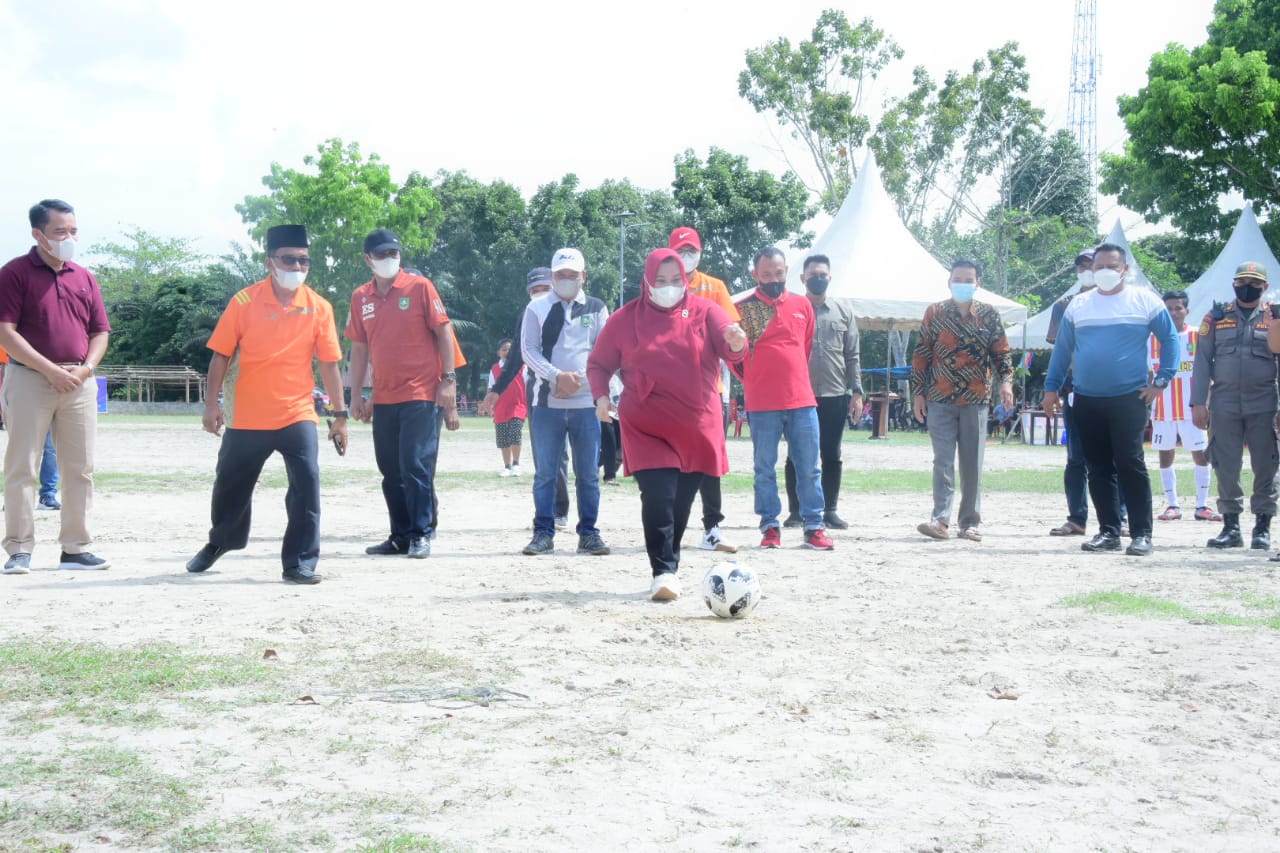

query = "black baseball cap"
(363, 228), (402, 255)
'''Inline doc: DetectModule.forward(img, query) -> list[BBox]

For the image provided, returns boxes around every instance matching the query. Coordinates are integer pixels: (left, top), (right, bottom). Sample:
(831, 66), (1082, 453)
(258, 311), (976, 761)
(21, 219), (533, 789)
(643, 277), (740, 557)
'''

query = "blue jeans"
(749, 408), (824, 531)
(372, 401), (440, 542)
(39, 432), (58, 501)
(530, 406), (600, 538)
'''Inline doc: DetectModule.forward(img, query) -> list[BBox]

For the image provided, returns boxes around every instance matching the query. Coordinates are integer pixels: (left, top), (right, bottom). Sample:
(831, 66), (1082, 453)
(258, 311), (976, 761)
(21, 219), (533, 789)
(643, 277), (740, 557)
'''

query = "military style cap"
(1235, 261), (1268, 282)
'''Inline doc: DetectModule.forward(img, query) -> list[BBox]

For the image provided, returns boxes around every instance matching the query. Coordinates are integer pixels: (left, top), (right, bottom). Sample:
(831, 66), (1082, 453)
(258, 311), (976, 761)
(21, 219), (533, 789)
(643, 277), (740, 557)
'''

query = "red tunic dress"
(489, 362), (527, 422)
(587, 293), (745, 477)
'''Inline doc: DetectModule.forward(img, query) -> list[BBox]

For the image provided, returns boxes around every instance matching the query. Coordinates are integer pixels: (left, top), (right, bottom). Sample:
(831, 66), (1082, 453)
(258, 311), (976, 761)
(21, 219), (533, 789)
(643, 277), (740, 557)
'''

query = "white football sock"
(1195, 464), (1212, 508)
(1161, 466), (1178, 508)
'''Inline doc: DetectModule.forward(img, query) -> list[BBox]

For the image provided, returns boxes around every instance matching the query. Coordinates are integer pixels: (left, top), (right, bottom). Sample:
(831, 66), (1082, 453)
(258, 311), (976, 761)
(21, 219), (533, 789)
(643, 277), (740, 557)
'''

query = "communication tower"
(1068, 0), (1098, 194)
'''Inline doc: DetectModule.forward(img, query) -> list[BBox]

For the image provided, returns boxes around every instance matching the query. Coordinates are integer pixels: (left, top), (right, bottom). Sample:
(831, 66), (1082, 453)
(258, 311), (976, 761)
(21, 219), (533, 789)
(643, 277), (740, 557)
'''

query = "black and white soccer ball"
(701, 562), (761, 619)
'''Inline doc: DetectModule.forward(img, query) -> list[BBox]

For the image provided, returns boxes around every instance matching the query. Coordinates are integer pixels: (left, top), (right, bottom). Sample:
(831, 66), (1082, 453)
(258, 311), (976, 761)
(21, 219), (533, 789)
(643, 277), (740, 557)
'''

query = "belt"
(9, 359), (84, 369)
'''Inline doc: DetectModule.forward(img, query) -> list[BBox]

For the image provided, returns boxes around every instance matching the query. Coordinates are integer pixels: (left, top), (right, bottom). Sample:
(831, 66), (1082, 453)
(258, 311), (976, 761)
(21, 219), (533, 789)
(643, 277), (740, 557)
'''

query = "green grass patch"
(353, 833), (452, 853)
(1060, 591), (1280, 629)
(0, 746), (198, 840)
(166, 818), (332, 853)
(0, 641), (280, 717)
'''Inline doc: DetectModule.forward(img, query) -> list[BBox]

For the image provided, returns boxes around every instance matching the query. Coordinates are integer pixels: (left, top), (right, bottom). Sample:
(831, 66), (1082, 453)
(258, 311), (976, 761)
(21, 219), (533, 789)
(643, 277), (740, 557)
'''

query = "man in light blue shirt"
(1044, 243), (1178, 556)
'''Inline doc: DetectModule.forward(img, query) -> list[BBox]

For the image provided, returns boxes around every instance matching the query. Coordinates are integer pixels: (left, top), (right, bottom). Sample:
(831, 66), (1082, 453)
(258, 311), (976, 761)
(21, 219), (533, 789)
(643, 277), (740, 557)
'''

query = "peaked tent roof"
(784, 151), (1027, 331)
(1185, 205), (1280, 323)
(1005, 218), (1155, 351)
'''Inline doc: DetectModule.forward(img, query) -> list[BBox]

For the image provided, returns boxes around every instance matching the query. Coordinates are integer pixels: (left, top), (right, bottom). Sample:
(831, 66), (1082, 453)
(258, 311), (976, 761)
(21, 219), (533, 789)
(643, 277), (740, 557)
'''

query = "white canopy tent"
(784, 151), (1027, 332)
(1005, 218), (1156, 351)
(1184, 206), (1280, 323)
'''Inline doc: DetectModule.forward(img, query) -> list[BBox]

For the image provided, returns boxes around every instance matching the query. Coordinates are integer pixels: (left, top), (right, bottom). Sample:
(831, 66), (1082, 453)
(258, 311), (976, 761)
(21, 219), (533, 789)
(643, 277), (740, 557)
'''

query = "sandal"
(958, 527), (982, 542)
(1049, 521), (1086, 536)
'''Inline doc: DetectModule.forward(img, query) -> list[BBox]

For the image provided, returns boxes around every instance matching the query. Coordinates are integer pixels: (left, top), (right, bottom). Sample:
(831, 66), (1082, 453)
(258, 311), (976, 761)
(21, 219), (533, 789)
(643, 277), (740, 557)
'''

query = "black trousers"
(785, 394), (848, 515)
(699, 402), (731, 530)
(208, 421), (320, 571)
(1072, 392), (1152, 538)
(600, 419), (622, 480)
(634, 468), (703, 576)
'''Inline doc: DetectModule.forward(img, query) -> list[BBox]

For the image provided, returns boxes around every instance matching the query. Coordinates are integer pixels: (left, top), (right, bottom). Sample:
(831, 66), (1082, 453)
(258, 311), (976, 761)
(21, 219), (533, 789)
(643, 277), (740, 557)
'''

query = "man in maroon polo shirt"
(0, 199), (112, 574)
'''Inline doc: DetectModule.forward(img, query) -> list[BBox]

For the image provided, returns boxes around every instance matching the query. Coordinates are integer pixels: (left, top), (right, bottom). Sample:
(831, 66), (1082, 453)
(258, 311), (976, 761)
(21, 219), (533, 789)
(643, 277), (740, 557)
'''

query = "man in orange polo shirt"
(669, 226), (740, 554)
(346, 229), (456, 559)
(185, 224), (347, 584)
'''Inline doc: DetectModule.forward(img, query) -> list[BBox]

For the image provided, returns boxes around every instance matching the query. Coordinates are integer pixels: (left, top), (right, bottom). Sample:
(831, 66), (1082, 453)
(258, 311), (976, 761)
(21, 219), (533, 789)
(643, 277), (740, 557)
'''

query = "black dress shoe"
(282, 566), (322, 585)
(365, 538), (408, 556)
(824, 512), (849, 530)
(186, 544), (227, 573)
(1206, 529), (1243, 549)
(782, 513), (802, 529)
(1125, 535), (1153, 556)
(1081, 532), (1122, 552)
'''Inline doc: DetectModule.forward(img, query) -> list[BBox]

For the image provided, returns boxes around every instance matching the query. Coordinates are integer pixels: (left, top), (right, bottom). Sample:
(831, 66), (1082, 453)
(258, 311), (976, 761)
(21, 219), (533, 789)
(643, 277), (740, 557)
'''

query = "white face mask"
(44, 234), (76, 262)
(679, 251), (700, 274)
(371, 256), (400, 279)
(552, 278), (581, 300)
(1093, 268), (1123, 292)
(274, 266), (307, 290)
(1077, 270), (1094, 288)
(648, 284), (685, 308)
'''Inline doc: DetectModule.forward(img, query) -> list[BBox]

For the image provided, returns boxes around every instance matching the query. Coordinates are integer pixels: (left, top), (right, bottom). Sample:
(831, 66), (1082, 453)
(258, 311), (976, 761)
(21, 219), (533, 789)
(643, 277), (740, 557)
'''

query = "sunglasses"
(273, 254), (312, 269)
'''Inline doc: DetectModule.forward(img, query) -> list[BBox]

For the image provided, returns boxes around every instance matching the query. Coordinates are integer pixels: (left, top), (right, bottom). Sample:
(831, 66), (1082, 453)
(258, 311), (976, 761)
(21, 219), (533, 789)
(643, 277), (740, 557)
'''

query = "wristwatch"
(1152, 377), (1169, 390)
(441, 371), (457, 382)
(331, 410), (350, 419)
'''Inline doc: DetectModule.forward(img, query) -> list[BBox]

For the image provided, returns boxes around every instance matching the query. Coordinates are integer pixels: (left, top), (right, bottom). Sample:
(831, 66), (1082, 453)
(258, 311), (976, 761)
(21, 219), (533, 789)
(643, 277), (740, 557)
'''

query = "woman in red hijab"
(587, 248), (748, 601)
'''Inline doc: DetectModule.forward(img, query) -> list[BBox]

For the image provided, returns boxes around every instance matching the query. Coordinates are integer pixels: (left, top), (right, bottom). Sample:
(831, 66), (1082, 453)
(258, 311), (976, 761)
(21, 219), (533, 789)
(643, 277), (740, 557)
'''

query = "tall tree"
(237, 139), (443, 309)
(1100, 0), (1280, 257)
(671, 148), (816, 291)
(739, 9), (902, 212)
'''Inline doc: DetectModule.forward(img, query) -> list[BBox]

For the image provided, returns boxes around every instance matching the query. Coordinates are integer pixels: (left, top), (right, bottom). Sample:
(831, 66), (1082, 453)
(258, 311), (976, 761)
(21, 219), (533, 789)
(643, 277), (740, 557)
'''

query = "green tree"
(739, 9), (902, 212)
(671, 148), (816, 291)
(1100, 0), (1280, 256)
(237, 138), (444, 309)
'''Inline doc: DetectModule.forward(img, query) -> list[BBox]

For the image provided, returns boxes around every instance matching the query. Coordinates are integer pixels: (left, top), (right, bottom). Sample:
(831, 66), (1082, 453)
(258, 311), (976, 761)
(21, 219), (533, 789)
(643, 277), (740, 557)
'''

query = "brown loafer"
(1049, 521), (1086, 536)
(917, 520), (949, 540)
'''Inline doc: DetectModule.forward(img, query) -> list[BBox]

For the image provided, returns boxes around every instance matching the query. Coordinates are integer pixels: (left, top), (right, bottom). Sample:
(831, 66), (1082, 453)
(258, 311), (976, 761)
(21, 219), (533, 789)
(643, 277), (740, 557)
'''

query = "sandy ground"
(2, 416), (1279, 852)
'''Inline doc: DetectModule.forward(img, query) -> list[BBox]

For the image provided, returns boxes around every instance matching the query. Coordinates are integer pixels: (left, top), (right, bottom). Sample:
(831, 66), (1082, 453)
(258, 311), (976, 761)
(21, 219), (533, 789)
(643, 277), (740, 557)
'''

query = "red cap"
(668, 227), (702, 252)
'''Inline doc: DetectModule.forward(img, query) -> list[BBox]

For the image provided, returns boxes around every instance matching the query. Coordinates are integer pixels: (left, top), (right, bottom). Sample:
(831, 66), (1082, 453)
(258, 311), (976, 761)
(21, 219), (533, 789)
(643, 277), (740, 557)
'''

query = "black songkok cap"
(267, 224), (308, 251)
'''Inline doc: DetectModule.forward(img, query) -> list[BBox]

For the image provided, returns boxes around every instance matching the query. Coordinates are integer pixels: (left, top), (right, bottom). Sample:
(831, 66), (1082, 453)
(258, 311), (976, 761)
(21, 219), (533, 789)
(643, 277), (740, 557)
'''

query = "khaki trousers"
(2, 364), (97, 555)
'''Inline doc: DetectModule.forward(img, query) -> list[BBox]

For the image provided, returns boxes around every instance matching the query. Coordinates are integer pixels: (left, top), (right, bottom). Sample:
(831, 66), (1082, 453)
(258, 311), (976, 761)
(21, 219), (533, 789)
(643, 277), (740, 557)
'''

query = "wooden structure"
(96, 364), (206, 403)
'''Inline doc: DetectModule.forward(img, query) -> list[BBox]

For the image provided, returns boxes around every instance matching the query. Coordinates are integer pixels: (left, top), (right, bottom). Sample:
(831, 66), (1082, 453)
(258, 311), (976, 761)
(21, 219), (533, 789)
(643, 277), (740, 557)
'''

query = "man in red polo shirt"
(346, 228), (457, 559)
(0, 199), (111, 574)
(669, 226), (741, 554)
(731, 247), (832, 551)
(185, 224), (347, 584)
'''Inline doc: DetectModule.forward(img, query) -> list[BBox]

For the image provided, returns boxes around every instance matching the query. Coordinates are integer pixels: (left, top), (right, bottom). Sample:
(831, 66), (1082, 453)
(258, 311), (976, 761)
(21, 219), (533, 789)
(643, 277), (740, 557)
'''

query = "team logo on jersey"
(362, 302), (376, 317)
(582, 316), (593, 327)
(398, 297), (410, 311)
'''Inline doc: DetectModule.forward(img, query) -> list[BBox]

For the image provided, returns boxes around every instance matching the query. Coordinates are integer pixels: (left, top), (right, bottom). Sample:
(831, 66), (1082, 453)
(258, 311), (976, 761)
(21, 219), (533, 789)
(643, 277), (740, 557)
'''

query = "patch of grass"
(0, 641), (280, 720)
(1061, 591), (1280, 629)
(353, 833), (452, 853)
(166, 818), (321, 853)
(0, 747), (198, 840)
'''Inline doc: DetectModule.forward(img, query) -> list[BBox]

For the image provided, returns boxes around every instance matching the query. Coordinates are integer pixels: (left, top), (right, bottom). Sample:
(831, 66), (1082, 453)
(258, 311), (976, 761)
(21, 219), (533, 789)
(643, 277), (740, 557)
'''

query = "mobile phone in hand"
(326, 419), (345, 456)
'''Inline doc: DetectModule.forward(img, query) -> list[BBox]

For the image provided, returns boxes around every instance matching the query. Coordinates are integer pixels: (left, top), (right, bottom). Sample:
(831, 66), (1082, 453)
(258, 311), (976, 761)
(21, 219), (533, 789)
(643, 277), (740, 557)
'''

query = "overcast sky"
(0, 0), (1218, 266)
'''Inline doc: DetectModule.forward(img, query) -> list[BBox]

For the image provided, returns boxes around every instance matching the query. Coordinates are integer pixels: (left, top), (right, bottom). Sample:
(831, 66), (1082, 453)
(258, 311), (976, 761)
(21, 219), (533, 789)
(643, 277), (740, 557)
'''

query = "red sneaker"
(760, 527), (782, 549)
(803, 528), (835, 551)
(1158, 506), (1183, 521)
(1195, 506), (1223, 522)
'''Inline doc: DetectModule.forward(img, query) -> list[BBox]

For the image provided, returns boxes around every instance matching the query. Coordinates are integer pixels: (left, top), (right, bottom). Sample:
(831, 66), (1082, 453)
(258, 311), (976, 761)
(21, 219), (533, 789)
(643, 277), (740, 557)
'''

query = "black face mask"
(805, 276), (830, 295)
(760, 282), (786, 299)
(1235, 284), (1264, 305)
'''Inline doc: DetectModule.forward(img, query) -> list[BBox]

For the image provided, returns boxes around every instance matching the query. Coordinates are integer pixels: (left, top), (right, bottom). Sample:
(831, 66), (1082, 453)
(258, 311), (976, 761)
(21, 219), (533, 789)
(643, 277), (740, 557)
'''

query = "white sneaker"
(499, 467), (513, 478)
(510, 464), (522, 477)
(699, 526), (739, 553)
(650, 573), (681, 601)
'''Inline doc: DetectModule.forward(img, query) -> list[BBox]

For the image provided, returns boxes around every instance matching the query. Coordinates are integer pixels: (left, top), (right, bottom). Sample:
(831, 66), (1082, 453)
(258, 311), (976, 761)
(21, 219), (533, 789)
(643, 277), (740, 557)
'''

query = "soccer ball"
(701, 562), (761, 619)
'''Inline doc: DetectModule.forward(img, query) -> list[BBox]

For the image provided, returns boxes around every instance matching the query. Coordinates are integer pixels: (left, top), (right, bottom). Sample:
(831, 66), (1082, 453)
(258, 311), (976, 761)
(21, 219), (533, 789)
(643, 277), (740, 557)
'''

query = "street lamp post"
(616, 211), (633, 311)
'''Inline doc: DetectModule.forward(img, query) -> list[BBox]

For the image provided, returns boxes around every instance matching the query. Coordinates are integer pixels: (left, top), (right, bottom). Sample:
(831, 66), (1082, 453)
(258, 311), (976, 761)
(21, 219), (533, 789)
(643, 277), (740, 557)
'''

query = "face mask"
(760, 282), (785, 299)
(44, 235), (76, 262)
(274, 266), (307, 290)
(648, 285), (685, 309)
(679, 251), (700, 274)
(1093, 268), (1123, 292)
(1234, 284), (1264, 305)
(371, 257), (400, 279)
(805, 276), (830, 295)
(1077, 270), (1094, 288)
(950, 283), (976, 303)
(553, 278), (581, 300)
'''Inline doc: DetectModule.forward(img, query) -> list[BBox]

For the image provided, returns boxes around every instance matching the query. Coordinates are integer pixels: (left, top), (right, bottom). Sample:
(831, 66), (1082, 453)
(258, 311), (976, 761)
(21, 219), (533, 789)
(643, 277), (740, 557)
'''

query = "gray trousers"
(927, 401), (987, 529)
(1209, 410), (1279, 516)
